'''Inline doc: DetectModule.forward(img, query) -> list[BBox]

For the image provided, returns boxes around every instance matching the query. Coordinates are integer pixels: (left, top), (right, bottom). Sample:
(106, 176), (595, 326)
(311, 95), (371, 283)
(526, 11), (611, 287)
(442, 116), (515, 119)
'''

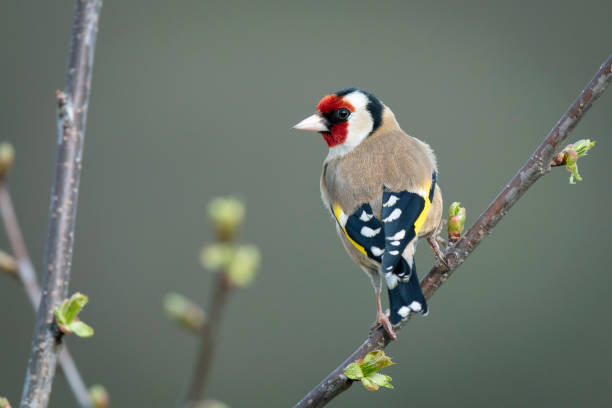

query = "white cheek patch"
(345, 92), (374, 148)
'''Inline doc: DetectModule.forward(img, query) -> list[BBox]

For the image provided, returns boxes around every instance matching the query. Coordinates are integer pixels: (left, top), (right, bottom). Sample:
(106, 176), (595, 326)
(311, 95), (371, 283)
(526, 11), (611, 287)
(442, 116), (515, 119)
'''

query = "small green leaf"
(343, 362), (364, 380)
(54, 301), (69, 325)
(67, 320), (94, 338)
(361, 377), (379, 391)
(360, 350), (394, 377)
(570, 139), (596, 156)
(54, 293), (93, 338)
(64, 293), (89, 323)
(54, 293), (89, 325)
(368, 373), (393, 389)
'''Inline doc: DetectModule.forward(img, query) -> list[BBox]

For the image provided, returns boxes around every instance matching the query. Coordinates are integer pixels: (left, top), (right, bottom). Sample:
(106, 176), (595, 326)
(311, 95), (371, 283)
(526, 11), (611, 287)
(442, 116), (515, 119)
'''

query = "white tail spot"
(398, 306), (410, 317)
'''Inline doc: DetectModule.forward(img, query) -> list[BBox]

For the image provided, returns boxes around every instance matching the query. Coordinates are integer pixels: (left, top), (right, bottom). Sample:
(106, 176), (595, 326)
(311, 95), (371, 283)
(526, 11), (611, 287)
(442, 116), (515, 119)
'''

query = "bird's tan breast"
(321, 130), (434, 219)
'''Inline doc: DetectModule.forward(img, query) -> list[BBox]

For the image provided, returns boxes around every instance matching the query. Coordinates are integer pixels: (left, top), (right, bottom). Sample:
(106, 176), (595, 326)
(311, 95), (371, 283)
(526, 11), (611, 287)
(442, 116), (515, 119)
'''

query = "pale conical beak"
(293, 113), (329, 132)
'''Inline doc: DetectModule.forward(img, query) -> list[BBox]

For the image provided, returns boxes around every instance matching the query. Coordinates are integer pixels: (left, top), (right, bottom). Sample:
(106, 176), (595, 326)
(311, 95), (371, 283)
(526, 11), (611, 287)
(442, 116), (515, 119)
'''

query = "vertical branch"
(0, 183), (92, 408)
(184, 274), (232, 407)
(20, 1), (102, 407)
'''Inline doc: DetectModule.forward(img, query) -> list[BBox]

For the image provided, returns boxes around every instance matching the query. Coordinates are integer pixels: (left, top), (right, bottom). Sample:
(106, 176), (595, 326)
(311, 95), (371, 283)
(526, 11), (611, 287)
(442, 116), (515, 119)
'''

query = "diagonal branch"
(0, 183), (92, 408)
(20, 1), (103, 407)
(294, 54), (612, 408)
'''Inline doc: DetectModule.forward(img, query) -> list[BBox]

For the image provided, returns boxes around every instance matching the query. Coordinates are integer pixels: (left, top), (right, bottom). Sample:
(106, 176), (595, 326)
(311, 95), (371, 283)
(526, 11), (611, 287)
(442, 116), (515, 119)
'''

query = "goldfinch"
(294, 88), (444, 339)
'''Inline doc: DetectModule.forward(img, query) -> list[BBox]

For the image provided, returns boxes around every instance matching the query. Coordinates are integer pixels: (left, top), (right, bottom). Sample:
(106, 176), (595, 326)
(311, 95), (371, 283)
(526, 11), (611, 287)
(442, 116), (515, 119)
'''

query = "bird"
(293, 88), (445, 340)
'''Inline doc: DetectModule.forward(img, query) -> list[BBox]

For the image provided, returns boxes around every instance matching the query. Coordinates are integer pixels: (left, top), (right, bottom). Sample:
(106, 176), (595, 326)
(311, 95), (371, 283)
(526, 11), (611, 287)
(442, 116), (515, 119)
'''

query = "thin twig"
(294, 54), (612, 408)
(0, 184), (40, 308)
(184, 274), (233, 407)
(0, 183), (92, 407)
(20, 1), (102, 407)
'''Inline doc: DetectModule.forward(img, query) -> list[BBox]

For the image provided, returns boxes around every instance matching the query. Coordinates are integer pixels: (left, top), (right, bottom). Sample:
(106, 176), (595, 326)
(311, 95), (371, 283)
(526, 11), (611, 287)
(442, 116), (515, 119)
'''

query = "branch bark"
(20, 1), (102, 407)
(184, 274), (232, 407)
(0, 183), (92, 408)
(294, 54), (612, 408)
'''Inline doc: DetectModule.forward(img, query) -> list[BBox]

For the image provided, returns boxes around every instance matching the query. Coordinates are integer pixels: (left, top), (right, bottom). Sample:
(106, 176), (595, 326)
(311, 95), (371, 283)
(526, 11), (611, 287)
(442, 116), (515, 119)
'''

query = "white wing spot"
(385, 273), (398, 289)
(383, 195), (399, 207)
(386, 265), (394, 271)
(371, 246), (385, 256)
(359, 211), (373, 221)
(398, 306), (410, 318)
(391, 240), (401, 246)
(386, 230), (406, 240)
(383, 208), (402, 222)
(388, 250), (399, 255)
(360, 226), (380, 237)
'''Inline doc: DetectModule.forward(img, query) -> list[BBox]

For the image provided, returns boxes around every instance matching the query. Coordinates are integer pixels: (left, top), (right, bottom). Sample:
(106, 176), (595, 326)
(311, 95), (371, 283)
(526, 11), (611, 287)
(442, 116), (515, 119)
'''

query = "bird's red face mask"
(293, 94), (355, 147)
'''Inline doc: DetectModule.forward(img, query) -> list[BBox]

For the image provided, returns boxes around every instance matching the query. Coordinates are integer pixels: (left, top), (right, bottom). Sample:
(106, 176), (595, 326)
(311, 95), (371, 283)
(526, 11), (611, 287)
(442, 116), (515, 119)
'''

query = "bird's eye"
(336, 108), (350, 121)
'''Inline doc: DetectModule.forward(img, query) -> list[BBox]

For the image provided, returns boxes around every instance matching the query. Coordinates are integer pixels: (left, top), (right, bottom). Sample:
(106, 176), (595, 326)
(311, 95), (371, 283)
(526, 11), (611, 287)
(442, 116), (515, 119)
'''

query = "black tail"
(387, 257), (427, 325)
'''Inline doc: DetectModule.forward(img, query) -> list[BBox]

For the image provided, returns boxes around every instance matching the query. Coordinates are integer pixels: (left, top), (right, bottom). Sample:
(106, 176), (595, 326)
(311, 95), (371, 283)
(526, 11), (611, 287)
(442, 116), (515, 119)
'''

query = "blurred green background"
(2, 0), (611, 406)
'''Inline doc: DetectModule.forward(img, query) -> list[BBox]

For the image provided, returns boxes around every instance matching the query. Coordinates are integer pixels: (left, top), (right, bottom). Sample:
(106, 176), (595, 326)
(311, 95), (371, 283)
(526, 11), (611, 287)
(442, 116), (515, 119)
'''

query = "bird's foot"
(427, 235), (449, 269)
(374, 310), (397, 341)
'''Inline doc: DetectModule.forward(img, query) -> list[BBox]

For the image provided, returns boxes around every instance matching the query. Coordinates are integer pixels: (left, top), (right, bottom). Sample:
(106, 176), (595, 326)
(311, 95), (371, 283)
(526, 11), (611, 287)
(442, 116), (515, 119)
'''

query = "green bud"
(561, 139), (595, 184)
(89, 384), (110, 408)
(164, 293), (206, 332)
(225, 245), (261, 288)
(193, 400), (230, 408)
(344, 350), (394, 391)
(565, 149), (578, 165)
(200, 244), (235, 271)
(448, 202), (466, 243)
(208, 197), (245, 242)
(0, 250), (17, 276)
(0, 143), (15, 180)
(448, 202), (462, 217)
(0, 397), (11, 408)
(54, 292), (94, 338)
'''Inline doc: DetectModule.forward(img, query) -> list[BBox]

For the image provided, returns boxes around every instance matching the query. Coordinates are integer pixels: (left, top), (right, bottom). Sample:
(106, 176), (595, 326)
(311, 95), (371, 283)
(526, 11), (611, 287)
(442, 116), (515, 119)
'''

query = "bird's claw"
(374, 310), (397, 341)
(427, 236), (449, 269)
